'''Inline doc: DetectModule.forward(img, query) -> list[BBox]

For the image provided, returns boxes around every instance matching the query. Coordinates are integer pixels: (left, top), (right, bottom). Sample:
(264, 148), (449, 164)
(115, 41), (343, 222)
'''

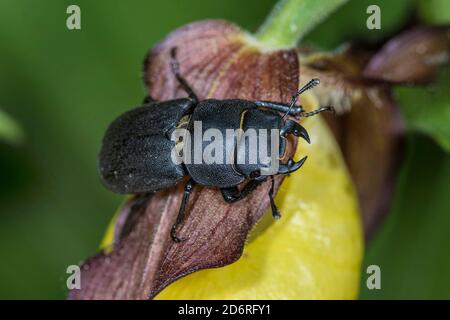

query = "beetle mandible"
(99, 47), (334, 242)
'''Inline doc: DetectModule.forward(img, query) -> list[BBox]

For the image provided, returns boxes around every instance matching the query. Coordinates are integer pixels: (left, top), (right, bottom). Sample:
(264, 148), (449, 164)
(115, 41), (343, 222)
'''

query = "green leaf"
(0, 109), (24, 146)
(418, 0), (450, 25)
(395, 68), (450, 152)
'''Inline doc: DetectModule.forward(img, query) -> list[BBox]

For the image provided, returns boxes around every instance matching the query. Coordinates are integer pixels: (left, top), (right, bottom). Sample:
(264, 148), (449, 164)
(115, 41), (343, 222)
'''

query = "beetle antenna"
(282, 78), (320, 120)
(300, 106), (335, 117)
(170, 47), (199, 103)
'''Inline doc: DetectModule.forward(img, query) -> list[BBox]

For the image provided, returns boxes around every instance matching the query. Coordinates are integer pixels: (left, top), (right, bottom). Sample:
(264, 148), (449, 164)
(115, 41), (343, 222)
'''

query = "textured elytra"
(98, 99), (194, 194)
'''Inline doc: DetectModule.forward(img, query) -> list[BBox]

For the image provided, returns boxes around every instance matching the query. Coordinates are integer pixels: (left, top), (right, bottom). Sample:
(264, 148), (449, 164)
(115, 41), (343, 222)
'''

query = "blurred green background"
(0, 0), (449, 299)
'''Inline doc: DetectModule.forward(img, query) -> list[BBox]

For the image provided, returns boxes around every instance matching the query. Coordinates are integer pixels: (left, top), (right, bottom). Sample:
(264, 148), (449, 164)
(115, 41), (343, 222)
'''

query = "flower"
(69, 18), (449, 300)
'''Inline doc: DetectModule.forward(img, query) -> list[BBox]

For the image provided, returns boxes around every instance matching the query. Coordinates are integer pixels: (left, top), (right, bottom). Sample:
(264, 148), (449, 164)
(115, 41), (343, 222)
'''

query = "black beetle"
(99, 47), (333, 242)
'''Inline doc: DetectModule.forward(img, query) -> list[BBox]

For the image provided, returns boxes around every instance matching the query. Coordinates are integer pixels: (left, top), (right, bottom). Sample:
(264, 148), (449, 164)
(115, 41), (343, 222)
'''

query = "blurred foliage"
(0, 109), (24, 146)
(304, 0), (414, 49)
(418, 0), (450, 25)
(396, 68), (450, 151)
(360, 135), (450, 299)
(0, 0), (449, 299)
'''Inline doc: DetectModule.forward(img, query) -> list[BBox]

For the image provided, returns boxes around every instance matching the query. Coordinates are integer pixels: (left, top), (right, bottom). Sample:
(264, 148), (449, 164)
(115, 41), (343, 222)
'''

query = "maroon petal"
(363, 26), (450, 83)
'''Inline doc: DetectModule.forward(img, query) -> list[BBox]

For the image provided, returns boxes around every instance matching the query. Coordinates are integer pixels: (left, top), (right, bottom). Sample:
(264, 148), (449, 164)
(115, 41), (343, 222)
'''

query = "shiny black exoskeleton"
(99, 47), (333, 242)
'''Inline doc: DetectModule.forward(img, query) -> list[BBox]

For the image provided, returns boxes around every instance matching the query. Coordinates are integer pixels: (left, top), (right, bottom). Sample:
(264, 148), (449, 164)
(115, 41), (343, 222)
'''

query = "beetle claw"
(278, 156), (307, 174)
(297, 124), (311, 144)
(280, 120), (310, 144)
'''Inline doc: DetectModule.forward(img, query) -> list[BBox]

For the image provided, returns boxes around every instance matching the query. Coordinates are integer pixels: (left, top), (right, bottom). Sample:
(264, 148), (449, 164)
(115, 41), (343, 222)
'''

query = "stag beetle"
(99, 47), (333, 242)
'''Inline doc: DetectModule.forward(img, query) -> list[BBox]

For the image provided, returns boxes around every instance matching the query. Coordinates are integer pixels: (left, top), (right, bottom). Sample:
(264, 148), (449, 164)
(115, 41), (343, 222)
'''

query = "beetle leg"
(221, 187), (241, 203)
(254, 101), (304, 115)
(171, 179), (196, 243)
(142, 95), (155, 104)
(221, 177), (266, 203)
(280, 120), (310, 144)
(170, 47), (199, 103)
(278, 156), (307, 174)
(300, 106), (335, 117)
(222, 177), (280, 219)
(256, 79), (326, 118)
(268, 175), (281, 219)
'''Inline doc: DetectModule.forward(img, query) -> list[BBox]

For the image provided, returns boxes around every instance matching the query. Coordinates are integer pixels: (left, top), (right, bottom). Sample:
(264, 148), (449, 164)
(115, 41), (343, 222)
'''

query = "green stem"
(256, 0), (349, 49)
